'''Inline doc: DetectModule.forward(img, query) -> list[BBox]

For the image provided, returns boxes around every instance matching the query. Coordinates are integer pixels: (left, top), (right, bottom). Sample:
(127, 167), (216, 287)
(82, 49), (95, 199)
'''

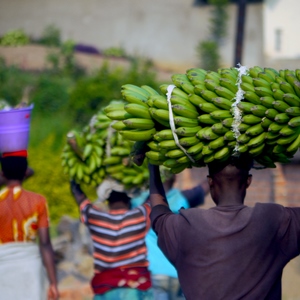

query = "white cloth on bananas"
(166, 84), (195, 163)
(231, 63), (249, 155)
(96, 178), (126, 202)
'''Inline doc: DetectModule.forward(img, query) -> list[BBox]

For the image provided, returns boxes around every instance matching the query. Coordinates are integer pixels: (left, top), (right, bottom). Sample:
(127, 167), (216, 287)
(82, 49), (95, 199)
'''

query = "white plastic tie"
(166, 85), (195, 163)
(231, 63), (249, 155)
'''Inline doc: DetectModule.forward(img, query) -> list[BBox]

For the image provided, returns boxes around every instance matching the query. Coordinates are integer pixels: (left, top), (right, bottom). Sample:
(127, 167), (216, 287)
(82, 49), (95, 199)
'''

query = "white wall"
(0, 0), (265, 71)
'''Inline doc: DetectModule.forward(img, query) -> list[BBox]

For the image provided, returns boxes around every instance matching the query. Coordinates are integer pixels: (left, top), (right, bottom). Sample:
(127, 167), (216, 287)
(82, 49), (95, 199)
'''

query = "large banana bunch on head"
(104, 68), (300, 172)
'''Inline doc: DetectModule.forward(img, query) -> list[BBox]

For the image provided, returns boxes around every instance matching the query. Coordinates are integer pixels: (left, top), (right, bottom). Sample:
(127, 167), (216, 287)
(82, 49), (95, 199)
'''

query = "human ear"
(246, 174), (252, 188)
(207, 175), (213, 187)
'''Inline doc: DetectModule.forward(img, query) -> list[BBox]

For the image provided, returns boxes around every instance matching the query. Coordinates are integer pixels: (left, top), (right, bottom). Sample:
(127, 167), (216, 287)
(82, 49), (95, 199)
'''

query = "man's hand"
(47, 283), (59, 300)
(70, 180), (86, 205)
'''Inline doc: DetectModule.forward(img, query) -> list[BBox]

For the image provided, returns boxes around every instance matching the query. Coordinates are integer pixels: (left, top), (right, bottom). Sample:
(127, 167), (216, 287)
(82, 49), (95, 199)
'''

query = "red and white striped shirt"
(80, 199), (151, 272)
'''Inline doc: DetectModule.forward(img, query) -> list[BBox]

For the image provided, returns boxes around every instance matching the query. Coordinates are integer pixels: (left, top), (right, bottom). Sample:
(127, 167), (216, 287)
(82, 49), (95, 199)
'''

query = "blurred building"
(0, 0), (299, 72)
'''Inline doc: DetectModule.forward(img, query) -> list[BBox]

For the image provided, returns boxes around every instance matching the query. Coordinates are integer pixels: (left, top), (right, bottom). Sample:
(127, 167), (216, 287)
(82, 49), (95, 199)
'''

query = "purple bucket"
(0, 104), (34, 153)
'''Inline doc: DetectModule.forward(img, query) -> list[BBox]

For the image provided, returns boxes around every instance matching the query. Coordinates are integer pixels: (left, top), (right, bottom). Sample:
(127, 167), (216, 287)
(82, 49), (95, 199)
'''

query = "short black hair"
(108, 190), (131, 204)
(208, 154), (253, 176)
(0, 156), (28, 181)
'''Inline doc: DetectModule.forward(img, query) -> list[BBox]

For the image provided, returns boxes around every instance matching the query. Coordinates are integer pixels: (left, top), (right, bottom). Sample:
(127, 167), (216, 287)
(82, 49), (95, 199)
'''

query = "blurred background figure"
(0, 151), (59, 300)
(131, 167), (209, 300)
(70, 178), (154, 300)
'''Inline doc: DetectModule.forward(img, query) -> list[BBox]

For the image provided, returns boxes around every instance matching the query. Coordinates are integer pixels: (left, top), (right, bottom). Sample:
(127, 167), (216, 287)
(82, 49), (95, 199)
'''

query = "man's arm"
(70, 180), (86, 205)
(148, 164), (169, 208)
(38, 227), (59, 300)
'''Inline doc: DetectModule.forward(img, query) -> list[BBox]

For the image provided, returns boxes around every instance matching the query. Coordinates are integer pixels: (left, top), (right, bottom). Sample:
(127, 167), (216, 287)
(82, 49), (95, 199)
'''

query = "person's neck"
(109, 202), (129, 210)
(6, 180), (22, 187)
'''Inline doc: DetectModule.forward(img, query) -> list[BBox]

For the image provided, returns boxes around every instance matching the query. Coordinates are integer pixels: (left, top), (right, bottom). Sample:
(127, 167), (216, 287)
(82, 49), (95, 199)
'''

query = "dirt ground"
(2, 45), (300, 299)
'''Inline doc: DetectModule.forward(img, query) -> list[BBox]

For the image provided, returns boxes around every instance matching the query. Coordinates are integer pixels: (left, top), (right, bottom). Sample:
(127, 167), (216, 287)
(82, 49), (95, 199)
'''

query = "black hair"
(208, 154), (253, 176)
(108, 190), (131, 204)
(0, 156), (28, 181)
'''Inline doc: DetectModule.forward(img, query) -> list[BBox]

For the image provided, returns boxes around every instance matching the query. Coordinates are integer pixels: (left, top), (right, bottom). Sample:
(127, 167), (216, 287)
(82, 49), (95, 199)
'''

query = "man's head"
(0, 155), (28, 181)
(207, 154), (253, 206)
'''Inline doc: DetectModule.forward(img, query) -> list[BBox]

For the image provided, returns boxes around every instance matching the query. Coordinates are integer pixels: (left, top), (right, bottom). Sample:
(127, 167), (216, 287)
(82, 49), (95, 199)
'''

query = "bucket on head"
(0, 104), (34, 153)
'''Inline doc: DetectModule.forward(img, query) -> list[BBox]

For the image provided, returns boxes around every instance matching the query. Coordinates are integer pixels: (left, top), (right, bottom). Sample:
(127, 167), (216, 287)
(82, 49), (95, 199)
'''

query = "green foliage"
(0, 29), (30, 46)
(38, 24), (61, 47)
(103, 46), (127, 58)
(67, 58), (158, 125)
(196, 40), (220, 71)
(196, 0), (229, 70)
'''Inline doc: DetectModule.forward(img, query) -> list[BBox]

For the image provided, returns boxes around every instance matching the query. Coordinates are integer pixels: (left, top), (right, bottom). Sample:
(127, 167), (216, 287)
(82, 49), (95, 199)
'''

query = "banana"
(198, 114), (219, 125)
(171, 104), (199, 119)
(254, 86), (273, 97)
(208, 136), (226, 150)
(152, 108), (170, 122)
(103, 102), (125, 114)
(249, 142), (265, 157)
(179, 136), (200, 147)
(241, 114), (262, 125)
(291, 80), (300, 98)
(245, 123), (264, 137)
(248, 67), (260, 78)
(250, 105), (268, 117)
(264, 67), (279, 79)
(257, 71), (274, 83)
(285, 106), (300, 117)
(271, 82), (280, 90)
(214, 86), (235, 100)
(261, 117), (273, 129)
(171, 95), (197, 110)
(193, 84), (207, 96)
(149, 108), (171, 128)
(175, 126), (202, 137)
(214, 146), (231, 160)
(151, 95), (168, 110)
(227, 140), (237, 149)
(206, 70), (221, 82)
(202, 127), (221, 140)
(283, 93), (300, 107)
(279, 81), (295, 95)
(237, 133), (251, 144)
(243, 91), (261, 105)
(172, 74), (190, 87)
(241, 74), (254, 85)
(106, 109), (134, 120)
(247, 132), (266, 148)
(200, 89), (218, 102)
(268, 122), (285, 133)
(203, 153), (215, 164)
(199, 102), (220, 113)
(274, 113), (289, 124)
(122, 91), (149, 106)
(159, 139), (178, 150)
(119, 128), (156, 141)
(279, 124), (297, 137)
(205, 79), (219, 92)
(188, 94), (208, 106)
(202, 144), (215, 156)
(272, 101), (290, 113)
(219, 77), (238, 94)
(221, 71), (238, 83)
(170, 162), (190, 174)
(286, 133), (300, 153)
(124, 103), (152, 119)
(121, 118), (154, 130)
(122, 84), (150, 98)
(272, 88), (284, 100)
(252, 77), (271, 89)
(176, 155), (193, 164)
(272, 153), (290, 164)
(186, 68), (207, 79)
(163, 158), (182, 168)
(222, 117), (234, 128)
(186, 141), (204, 155)
(145, 150), (166, 161)
(241, 82), (255, 93)
(224, 130), (235, 141)
(110, 121), (129, 131)
(265, 108), (279, 120)
(288, 116), (300, 127)
(181, 82), (196, 94)
(277, 131), (299, 145)
(159, 84), (189, 100)
(155, 129), (174, 140)
(165, 148), (186, 159)
(212, 97), (233, 110)
(210, 110), (232, 120)
(296, 69), (300, 81)
(141, 85), (160, 96)
(211, 123), (229, 135)
(237, 101), (255, 114)
(102, 156), (122, 165)
(260, 96), (275, 109)
(147, 140), (161, 151)
(265, 131), (280, 140)
(174, 116), (199, 127)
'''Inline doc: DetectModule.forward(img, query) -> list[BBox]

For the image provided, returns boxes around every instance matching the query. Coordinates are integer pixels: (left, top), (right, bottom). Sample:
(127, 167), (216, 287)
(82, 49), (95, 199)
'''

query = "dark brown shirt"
(150, 203), (300, 300)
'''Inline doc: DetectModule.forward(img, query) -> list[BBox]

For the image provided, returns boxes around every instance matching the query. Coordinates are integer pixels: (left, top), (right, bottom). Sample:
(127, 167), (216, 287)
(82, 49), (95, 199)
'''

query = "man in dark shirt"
(148, 155), (300, 300)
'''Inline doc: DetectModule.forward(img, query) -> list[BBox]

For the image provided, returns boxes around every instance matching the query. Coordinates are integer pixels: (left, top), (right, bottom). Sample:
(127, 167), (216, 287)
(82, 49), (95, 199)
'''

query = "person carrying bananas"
(0, 151), (59, 300)
(70, 178), (154, 300)
(148, 154), (300, 300)
(131, 166), (209, 300)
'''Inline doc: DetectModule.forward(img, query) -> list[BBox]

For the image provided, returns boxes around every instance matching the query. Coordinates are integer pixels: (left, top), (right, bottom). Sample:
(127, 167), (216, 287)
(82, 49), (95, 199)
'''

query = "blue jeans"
(94, 288), (154, 300)
(151, 275), (185, 300)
